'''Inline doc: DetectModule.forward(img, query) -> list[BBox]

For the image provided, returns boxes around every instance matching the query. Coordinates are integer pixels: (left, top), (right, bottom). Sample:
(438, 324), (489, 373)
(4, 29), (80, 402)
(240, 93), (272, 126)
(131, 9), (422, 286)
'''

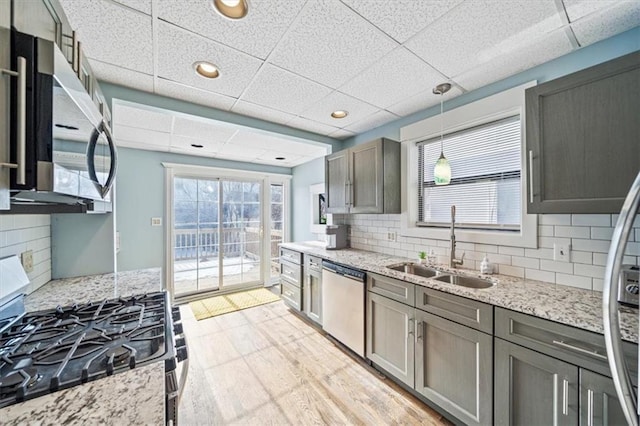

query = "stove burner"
(0, 368), (40, 392)
(105, 347), (129, 365)
(82, 330), (106, 341)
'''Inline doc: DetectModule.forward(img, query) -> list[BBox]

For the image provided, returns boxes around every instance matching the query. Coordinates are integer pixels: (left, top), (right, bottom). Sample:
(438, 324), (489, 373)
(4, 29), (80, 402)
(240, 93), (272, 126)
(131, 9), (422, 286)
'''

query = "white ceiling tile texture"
(157, 21), (263, 98)
(157, 0), (306, 59)
(60, 0), (638, 150)
(59, 0), (153, 73)
(267, 0), (399, 88)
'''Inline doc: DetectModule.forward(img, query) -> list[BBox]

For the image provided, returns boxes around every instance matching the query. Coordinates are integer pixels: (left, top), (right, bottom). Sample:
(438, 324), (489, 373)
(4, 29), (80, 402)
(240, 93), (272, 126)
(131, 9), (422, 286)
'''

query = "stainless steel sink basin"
(434, 274), (495, 289)
(387, 263), (439, 278)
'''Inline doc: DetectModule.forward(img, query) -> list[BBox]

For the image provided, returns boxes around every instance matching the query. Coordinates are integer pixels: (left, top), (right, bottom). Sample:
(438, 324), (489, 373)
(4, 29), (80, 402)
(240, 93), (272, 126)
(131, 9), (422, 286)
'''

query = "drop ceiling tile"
(453, 30), (574, 91)
(170, 135), (224, 153)
(227, 131), (328, 157)
(59, 0), (153, 73)
(562, 0), (624, 22)
(268, 0), (398, 88)
(339, 47), (449, 110)
(157, 21), (263, 98)
(231, 100), (297, 126)
(158, 0), (305, 59)
(113, 0), (152, 15)
(90, 59), (154, 92)
(341, 0), (463, 43)
(114, 125), (172, 148)
(405, 0), (563, 78)
(217, 144), (269, 159)
(386, 85), (463, 117)
(287, 116), (341, 136)
(299, 91), (379, 127)
(240, 64), (332, 116)
(571, 1), (640, 46)
(343, 109), (399, 134)
(328, 128), (356, 140)
(258, 152), (305, 166)
(155, 79), (237, 111)
(113, 103), (172, 133)
(172, 116), (238, 143)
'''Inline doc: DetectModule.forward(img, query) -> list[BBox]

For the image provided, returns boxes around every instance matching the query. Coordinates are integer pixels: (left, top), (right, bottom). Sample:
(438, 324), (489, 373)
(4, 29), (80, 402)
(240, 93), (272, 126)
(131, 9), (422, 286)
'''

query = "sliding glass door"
(172, 177), (264, 297)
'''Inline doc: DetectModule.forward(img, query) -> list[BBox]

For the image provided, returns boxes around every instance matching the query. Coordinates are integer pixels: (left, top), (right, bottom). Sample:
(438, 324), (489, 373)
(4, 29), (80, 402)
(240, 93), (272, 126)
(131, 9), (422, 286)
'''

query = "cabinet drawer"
(416, 287), (493, 334)
(305, 255), (322, 276)
(367, 273), (415, 306)
(280, 248), (302, 264)
(495, 307), (638, 381)
(281, 280), (301, 311)
(280, 260), (301, 286)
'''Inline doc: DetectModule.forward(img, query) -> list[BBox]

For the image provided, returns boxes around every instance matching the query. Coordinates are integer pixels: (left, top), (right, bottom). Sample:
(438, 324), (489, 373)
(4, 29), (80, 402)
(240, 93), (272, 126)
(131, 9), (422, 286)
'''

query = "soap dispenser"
(480, 254), (493, 274)
(427, 249), (437, 265)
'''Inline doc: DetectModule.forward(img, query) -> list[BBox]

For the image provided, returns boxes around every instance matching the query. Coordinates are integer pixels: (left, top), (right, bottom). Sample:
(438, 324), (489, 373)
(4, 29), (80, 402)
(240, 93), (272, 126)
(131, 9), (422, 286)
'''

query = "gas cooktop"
(0, 291), (177, 408)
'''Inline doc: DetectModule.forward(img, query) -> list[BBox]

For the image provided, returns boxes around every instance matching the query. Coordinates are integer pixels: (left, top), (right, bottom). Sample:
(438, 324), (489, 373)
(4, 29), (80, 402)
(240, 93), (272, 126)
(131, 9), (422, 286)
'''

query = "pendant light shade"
(433, 83), (452, 186)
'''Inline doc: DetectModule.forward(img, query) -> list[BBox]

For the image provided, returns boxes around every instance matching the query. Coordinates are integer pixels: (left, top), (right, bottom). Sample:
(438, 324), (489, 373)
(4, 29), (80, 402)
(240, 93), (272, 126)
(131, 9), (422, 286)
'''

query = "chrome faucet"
(450, 205), (465, 268)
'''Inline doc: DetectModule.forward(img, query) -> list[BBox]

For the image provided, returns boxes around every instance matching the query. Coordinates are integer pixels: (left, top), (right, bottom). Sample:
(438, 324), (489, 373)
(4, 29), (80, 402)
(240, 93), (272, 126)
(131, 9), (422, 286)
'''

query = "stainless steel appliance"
(325, 225), (348, 250)
(0, 291), (188, 425)
(617, 265), (640, 307)
(321, 260), (365, 357)
(603, 170), (640, 425)
(8, 30), (116, 212)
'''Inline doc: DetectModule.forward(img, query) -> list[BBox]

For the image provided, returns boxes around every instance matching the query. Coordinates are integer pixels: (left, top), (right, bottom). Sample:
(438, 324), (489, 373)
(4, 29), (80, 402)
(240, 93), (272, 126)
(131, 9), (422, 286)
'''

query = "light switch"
(151, 217), (162, 226)
(553, 243), (571, 262)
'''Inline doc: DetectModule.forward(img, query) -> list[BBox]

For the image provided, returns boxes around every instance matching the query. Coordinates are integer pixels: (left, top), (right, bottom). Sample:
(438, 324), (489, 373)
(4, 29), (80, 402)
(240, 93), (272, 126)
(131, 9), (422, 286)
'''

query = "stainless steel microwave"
(8, 30), (117, 213)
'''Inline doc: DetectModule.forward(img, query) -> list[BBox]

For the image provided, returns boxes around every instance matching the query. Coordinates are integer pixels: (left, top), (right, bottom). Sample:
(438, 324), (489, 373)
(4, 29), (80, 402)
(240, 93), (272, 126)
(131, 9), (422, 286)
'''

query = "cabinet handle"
(71, 31), (78, 73)
(562, 378), (569, 416)
(587, 388), (594, 426)
(77, 41), (83, 80)
(1, 56), (26, 185)
(408, 318), (414, 339)
(552, 340), (607, 361)
(416, 321), (423, 342)
(528, 150), (534, 204)
(345, 181), (350, 206)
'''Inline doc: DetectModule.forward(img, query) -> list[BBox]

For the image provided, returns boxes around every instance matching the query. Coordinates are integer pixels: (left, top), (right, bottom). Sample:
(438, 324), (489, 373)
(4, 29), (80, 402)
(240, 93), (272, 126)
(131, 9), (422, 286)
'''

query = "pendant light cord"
(440, 92), (444, 154)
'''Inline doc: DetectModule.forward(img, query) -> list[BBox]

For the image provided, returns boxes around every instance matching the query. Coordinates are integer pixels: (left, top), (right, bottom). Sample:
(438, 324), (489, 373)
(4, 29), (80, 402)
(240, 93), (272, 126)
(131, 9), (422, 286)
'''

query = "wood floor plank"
(179, 301), (453, 426)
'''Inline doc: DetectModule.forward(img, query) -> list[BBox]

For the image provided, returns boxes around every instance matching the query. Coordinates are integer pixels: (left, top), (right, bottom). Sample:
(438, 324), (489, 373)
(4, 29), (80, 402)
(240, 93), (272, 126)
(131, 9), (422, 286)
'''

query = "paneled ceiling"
(60, 0), (639, 143)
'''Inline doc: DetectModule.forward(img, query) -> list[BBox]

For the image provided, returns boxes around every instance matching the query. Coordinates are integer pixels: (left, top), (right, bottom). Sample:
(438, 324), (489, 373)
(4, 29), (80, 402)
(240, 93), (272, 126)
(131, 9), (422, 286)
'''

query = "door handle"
(2, 56), (26, 185)
(561, 378), (569, 416)
(87, 120), (118, 199)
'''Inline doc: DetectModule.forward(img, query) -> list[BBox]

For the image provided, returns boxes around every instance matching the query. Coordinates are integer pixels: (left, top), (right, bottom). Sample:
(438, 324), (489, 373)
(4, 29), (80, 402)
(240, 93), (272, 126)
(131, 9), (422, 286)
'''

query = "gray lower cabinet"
(580, 369), (628, 426)
(279, 248), (303, 312)
(415, 310), (493, 426)
(303, 255), (322, 325)
(495, 338), (579, 425)
(366, 292), (415, 387)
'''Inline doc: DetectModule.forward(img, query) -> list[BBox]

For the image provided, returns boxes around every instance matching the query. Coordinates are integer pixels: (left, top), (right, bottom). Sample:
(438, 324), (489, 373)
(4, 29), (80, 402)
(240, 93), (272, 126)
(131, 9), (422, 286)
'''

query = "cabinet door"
(495, 338), (579, 425)
(350, 140), (384, 214)
(303, 272), (322, 325)
(325, 150), (349, 213)
(0, 0), (10, 210)
(366, 292), (415, 387)
(580, 369), (629, 426)
(526, 52), (640, 214)
(415, 310), (492, 425)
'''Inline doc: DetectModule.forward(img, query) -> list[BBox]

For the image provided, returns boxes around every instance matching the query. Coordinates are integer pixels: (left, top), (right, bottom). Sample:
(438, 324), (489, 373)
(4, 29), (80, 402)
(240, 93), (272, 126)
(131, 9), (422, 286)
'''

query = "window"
(417, 116), (521, 231)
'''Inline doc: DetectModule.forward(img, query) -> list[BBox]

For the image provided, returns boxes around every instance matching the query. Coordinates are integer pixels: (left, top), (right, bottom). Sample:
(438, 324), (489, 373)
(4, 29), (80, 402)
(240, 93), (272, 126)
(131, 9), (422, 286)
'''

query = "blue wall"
(291, 157), (326, 242)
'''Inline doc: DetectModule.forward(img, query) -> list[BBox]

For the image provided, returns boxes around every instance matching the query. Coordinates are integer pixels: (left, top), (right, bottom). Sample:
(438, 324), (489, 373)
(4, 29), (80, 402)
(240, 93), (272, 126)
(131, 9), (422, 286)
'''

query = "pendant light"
(433, 83), (452, 186)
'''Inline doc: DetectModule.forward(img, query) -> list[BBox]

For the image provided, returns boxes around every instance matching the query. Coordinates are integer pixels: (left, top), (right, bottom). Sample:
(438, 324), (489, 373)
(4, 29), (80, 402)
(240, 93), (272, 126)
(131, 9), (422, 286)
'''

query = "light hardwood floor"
(178, 300), (453, 426)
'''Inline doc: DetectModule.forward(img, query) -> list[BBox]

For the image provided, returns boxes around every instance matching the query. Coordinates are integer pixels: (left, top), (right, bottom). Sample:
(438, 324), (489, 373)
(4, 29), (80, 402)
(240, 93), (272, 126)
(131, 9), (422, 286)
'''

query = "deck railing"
(174, 227), (282, 261)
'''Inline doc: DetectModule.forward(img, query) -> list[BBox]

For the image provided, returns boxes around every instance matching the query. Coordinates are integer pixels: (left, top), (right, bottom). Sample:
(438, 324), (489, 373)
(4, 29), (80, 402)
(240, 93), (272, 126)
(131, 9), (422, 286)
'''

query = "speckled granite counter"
(281, 242), (639, 344)
(1, 268), (166, 425)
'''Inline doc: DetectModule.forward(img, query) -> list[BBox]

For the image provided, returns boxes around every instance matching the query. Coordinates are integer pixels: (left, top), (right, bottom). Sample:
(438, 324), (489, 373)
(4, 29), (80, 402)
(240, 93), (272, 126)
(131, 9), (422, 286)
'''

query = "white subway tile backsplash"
(539, 259), (574, 274)
(572, 238), (611, 253)
(574, 264), (606, 279)
(538, 225), (554, 237)
(539, 236), (571, 249)
(554, 226), (590, 238)
(499, 246), (525, 256)
(571, 250), (592, 265)
(525, 268), (555, 283)
(571, 214), (611, 227)
(539, 214), (571, 226)
(556, 273), (592, 290)
(524, 248), (554, 260)
(499, 265), (524, 278)
(590, 227), (614, 240)
(475, 244), (498, 254)
(512, 256), (540, 269)
(626, 242), (640, 256)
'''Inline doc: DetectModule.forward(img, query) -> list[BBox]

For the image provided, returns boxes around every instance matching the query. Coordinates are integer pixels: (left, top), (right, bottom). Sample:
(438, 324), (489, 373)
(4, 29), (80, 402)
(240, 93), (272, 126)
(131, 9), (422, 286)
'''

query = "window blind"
(417, 115), (521, 231)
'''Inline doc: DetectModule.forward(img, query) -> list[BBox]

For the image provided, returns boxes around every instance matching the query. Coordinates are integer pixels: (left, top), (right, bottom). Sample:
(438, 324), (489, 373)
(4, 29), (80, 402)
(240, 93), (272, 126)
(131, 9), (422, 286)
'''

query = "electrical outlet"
(115, 231), (121, 252)
(151, 217), (162, 227)
(21, 250), (33, 273)
(554, 243), (571, 262)
(387, 231), (396, 242)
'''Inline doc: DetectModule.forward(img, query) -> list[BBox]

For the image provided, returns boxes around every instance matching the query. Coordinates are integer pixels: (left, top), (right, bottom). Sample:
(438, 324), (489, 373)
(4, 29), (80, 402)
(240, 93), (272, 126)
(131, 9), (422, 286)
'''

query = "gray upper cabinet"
(526, 51), (640, 214)
(415, 310), (493, 426)
(12, 0), (59, 42)
(325, 138), (400, 214)
(366, 291), (415, 388)
(494, 338), (579, 425)
(0, 0), (11, 210)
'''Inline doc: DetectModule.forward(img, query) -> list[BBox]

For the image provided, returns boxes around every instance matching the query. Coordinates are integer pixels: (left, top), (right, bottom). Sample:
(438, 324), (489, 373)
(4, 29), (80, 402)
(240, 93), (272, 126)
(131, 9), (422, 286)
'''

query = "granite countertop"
(281, 242), (639, 344)
(1, 268), (166, 425)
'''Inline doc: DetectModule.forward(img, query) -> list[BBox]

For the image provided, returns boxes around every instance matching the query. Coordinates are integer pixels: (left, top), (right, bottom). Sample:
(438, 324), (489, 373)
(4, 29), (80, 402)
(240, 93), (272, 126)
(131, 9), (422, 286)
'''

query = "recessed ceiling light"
(212, 0), (249, 19)
(275, 157), (286, 160)
(193, 61), (220, 79)
(191, 144), (204, 148)
(331, 110), (348, 119)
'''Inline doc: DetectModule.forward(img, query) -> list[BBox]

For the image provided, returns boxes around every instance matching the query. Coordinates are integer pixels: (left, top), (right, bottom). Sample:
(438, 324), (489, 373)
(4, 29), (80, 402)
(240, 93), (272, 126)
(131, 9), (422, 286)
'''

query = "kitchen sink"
(434, 274), (495, 289)
(387, 263), (439, 278)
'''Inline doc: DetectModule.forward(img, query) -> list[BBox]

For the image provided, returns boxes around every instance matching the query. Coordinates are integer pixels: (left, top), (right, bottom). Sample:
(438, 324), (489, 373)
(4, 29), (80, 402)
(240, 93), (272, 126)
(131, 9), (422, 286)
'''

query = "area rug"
(189, 288), (281, 320)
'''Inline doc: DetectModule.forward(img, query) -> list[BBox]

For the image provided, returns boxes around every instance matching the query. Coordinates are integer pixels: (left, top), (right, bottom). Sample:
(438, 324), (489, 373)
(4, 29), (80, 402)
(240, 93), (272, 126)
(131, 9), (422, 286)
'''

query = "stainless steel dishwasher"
(321, 260), (366, 357)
